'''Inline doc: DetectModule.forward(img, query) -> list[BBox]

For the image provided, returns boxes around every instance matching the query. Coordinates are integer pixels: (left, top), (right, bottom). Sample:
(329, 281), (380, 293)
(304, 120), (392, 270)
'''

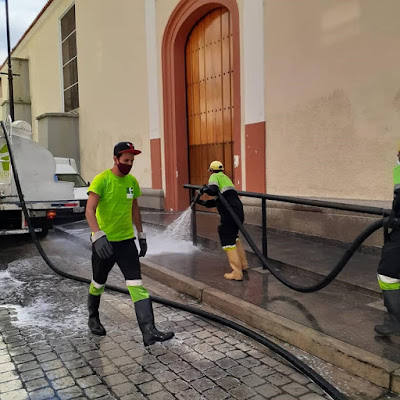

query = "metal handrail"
(184, 183), (391, 265)
(184, 184), (391, 216)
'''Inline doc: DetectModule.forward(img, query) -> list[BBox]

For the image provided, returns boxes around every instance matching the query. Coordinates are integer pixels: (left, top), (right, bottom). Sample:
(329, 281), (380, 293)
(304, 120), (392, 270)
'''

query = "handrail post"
(262, 197), (268, 266)
(191, 189), (198, 246)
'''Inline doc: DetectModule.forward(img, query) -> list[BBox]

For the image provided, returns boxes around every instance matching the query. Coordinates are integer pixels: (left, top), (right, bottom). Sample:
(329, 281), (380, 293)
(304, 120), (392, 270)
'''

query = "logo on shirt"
(126, 187), (134, 199)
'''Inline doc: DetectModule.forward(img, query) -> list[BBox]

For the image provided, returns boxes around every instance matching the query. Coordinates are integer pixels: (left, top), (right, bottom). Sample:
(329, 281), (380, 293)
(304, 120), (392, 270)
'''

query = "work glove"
(387, 218), (400, 230)
(91, 230), (113, 259)
(138, 232), (147, 257)
(199, 184), (209, 195)
(196, 199), (207, 206)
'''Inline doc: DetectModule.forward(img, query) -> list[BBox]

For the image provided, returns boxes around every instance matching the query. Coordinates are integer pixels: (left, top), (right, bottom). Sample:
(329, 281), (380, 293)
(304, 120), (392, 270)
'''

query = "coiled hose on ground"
(1, 121), (345, 400)
(216, 192), (386, 293)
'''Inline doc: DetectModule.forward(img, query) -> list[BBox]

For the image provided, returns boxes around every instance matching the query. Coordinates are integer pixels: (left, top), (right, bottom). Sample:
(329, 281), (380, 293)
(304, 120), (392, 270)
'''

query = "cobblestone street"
(0, 266), (328, 400)
(1, 234), (399, 400)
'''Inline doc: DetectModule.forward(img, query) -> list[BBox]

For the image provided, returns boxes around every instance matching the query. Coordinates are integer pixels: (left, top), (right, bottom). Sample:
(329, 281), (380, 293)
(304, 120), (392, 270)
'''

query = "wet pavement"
(133, 210), (400, 365)
(0, 234), (336, 400)
(0, 229), (399, 399)
(52, 210), (399, 365)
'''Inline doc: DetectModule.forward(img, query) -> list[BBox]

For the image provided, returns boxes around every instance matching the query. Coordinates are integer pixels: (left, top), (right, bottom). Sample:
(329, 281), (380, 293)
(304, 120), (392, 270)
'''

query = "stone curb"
(141, 258), (400, 393)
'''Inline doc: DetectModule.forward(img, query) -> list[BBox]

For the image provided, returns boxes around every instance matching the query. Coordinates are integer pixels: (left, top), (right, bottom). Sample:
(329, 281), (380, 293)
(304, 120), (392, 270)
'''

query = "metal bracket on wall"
(0, 72), (20, 76)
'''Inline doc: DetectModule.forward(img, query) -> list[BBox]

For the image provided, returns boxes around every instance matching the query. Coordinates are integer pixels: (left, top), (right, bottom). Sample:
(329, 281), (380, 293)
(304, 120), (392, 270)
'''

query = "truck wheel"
(37, 228), (49, 240)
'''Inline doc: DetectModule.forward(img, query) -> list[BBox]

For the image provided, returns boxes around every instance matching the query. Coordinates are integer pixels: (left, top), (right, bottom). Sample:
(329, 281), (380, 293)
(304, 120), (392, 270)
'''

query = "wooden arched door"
(186, 7), (233, 187)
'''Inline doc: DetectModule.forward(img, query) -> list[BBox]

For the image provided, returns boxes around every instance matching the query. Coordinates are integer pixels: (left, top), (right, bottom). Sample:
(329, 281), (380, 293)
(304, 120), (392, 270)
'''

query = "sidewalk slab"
(142, 210), (383, 296)
(140, 258), (400, 390)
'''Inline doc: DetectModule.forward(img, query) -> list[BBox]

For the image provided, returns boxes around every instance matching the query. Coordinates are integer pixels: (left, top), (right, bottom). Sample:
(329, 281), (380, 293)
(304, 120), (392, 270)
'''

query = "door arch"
(186, 7), (233, 187)
(162, 0), (241, 211)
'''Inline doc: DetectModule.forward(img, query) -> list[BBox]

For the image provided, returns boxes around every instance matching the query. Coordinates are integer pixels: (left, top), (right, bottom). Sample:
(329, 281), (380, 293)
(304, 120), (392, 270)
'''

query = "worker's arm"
(197, 198), (217, 208)
(132, 198), (147, 257)
(201, 183), (218, 196)
(132, 198), (143, 234)
(86, 192), (101, 233)
(85, 192), (113, 259)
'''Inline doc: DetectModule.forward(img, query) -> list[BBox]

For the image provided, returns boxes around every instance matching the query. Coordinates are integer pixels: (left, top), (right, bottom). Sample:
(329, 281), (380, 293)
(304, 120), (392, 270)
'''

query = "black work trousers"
(216, 192), (244, 248)
(378, 228), (400, 279)
(92, 238), (141, 285)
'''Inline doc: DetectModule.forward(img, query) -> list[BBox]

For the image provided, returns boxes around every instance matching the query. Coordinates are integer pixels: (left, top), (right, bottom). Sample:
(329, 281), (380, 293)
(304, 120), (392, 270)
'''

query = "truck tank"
(0, 121), (74, 202)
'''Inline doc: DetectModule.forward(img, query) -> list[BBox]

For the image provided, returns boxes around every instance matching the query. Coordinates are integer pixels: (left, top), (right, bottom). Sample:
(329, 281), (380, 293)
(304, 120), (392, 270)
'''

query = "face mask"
(117, 162), (132, 175)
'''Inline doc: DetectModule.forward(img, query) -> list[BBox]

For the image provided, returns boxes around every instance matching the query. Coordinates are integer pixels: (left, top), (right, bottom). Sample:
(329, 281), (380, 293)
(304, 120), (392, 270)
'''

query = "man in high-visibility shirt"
(375, 146), (400, 336)
(196, 161), (249, 281)
(85, 141), (174, 346)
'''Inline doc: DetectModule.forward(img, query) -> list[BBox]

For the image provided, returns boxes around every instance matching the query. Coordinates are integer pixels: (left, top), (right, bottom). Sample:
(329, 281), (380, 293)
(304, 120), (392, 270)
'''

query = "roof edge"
(0, 0), (55, 70)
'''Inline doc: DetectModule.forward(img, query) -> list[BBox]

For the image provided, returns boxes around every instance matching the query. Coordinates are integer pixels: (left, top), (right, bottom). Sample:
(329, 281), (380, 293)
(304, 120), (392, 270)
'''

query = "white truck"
(54, 157), (88, 219)
(0, 119), (77, 237)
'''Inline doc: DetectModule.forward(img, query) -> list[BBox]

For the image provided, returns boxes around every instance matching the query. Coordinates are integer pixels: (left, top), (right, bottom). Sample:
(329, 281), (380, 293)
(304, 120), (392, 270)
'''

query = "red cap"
(114, 142), (141, 156)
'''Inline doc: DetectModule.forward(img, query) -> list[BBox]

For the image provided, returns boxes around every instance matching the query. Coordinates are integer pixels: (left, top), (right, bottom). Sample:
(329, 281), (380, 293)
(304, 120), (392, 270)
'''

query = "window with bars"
(61, 5), (79, 112)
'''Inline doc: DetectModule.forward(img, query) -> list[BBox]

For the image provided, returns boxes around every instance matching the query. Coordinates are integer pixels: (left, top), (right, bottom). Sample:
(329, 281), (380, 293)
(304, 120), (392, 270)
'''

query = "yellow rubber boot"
(224, 248), (243, 281)
(236, 239), (249, 271)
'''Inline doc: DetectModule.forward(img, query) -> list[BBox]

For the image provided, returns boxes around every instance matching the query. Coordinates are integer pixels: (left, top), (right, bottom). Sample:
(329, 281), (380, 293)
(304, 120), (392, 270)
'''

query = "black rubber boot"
(134, 298), (174, 346)
(374, 290), (400, 336)
(88, 294), (106, 336)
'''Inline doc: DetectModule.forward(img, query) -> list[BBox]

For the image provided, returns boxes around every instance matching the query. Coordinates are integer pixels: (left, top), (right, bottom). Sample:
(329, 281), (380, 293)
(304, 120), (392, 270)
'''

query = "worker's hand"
(387, 217), (400, 230)
(199, 184), (208, 195)
(196, 199), (207, 206)
(91, 231), (113, 259)
(138, 232), (147, 257)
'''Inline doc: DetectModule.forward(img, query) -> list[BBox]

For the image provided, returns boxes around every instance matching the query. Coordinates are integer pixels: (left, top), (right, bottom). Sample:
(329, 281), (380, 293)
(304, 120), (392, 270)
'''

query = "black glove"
(91, 231), (113, 259)
(138, 233), (147, 257)
(196, 199), (206, 206)
(387, 218), (400, 229)
(199, 184), (208, 194)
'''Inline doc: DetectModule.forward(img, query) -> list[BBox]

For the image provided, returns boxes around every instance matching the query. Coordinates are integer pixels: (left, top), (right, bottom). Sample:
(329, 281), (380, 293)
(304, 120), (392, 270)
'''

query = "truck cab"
(0, 120), (76, 237)
(54, 157), (88, 219)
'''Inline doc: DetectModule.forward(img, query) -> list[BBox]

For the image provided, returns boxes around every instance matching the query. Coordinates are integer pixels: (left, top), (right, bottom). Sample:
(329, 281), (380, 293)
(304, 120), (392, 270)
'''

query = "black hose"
(217, 191), (385, 293)
(0, 121), (345, 400)
(190, 190), (202, 208)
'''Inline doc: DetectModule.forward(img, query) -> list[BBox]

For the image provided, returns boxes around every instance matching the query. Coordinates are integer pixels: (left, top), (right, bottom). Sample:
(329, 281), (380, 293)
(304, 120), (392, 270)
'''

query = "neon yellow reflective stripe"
(89, 282), (105, 296)
(223, 245), (237, 251)
(378, 279), (400, 290)
(208, 172), (235, 192)
(128, 286), (149, 303)
(394, 165), (400, 186)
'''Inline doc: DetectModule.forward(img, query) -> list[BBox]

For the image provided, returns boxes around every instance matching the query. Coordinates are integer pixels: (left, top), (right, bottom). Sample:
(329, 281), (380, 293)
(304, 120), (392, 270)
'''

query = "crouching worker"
(375, 149), (400, 336)
(196, 161), (249, 281)
(85, 141), (174, 346)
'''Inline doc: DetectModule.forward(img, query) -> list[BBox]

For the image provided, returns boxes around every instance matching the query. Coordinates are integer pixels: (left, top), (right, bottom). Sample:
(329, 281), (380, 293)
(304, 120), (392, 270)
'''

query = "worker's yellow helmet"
(209, 160), (224, 172)
(398, 142), (400, 152)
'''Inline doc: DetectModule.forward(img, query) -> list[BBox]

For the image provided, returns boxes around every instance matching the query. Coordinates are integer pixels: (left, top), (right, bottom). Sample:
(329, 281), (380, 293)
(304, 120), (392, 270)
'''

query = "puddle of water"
(0, 270), (24, 291)
(0, 270), (26, 304)
(1, 299), (86, 332)
(0, 258), (87, 333)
